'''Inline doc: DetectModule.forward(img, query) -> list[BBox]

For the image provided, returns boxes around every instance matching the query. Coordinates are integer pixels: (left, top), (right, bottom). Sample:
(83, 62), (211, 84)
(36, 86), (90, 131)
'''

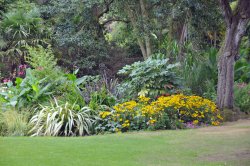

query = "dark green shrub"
(182, 47), (218, 98)
(234, 83), (250, 113)
(89, 87), (116, 111)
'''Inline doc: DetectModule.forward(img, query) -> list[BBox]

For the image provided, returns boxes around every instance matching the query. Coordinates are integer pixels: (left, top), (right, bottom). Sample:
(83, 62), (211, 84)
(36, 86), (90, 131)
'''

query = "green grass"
(0, 120), (250, 166)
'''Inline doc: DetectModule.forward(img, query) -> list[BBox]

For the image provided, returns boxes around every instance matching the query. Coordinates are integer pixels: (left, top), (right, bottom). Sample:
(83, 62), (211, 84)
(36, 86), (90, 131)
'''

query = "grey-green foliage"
(118, 54), (181, 99)
(29, 98), (96, 136)
(0, 110), (30, 136)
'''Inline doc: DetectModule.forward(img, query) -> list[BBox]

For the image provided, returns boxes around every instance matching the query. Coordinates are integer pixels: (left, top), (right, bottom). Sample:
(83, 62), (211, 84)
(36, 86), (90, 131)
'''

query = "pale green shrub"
(0, 110), (30, 136)
(29, 98), (97, 136)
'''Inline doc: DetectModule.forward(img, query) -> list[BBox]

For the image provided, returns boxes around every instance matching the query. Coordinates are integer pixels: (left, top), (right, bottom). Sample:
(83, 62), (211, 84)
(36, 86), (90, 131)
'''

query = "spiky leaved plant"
(29, 98), (96, 136)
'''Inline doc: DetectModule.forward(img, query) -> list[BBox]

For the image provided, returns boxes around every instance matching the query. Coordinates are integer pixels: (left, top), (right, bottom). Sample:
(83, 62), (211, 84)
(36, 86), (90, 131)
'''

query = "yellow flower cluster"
(99, 111), (111, 119)
(111, 94), (223, 127)
(148, 119), (156, 124)
(122, 120), (130, 128)
(113, 100), (137, 113)
(138, 96), (150, 103)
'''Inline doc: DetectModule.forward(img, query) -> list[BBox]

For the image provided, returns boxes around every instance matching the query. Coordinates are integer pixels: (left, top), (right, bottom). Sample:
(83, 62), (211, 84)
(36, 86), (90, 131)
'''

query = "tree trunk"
(137, 39), (148, 60)
(217, 0), (250, 110)
(217, 18), (249, 109)
(125, 3), (149, 60)
(140, 0), (152, 58)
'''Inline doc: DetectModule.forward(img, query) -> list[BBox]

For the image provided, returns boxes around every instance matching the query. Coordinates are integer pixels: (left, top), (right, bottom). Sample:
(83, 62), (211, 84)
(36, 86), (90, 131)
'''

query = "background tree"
(217, 0), (250, 109)
(0, 0), (50, 78)
(40, 0), (114, 75)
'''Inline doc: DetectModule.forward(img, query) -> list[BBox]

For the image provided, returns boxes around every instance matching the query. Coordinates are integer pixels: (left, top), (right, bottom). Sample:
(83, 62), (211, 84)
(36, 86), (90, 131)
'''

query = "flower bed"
(97, 94), (223, 133)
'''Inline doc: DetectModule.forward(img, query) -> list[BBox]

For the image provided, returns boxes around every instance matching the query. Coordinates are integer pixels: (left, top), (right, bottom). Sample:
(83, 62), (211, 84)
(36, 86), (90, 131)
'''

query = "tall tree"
(217, 0), (250, 109)
(40, 0), (113, 74)
(107, 0), (159, 59)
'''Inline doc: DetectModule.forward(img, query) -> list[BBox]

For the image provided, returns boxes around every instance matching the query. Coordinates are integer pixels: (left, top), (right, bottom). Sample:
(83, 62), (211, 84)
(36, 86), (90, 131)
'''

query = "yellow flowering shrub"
(99, 111), (111, 119)
(150, 94), (223, 126)
(97, 94), (223, 133)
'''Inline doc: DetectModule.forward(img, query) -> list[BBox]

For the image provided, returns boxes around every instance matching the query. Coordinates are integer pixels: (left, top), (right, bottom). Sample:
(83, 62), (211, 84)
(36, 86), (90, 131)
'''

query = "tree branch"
(238, 0), (250, 19)
(219, 0), (233, 26)
(147, 0), (163, 11)
(98, 0), (114, 19)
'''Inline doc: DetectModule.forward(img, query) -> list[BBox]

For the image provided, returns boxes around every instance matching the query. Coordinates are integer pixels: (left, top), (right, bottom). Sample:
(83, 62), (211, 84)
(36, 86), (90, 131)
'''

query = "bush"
(234, 83), (250, 113)
(0, 46), (88, 109)
(118, 56), (181, 99)
(26, 45), (60, 81)
(79, 75), (119, 103)
(29, 98), (97, 136)
(97, 94), (223, 133)
(182, 47), (218, 98)
(0, 69), (53, 109)
(0, 110), (30, 136)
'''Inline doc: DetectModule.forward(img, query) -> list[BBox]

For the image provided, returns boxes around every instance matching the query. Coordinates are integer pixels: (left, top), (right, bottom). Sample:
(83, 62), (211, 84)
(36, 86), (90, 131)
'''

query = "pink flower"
(3, 78), (10, 83)
(18, 64), (27, 69)
(18, 71), (24, 75)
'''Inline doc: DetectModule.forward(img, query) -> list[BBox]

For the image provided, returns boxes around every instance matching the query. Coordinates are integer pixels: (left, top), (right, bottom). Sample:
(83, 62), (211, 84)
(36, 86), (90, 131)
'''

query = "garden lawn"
(0, 120), (250, 166)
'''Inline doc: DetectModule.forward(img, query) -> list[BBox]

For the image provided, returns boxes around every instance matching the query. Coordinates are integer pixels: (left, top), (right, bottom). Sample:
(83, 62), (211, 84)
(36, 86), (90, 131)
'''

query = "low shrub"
(234, 83), (250, 113)
(0, 110), (30, 136)
(29, 98), (97, 136)
(89, 87), (116, 111)
(97, 94), (223, 133)
(0, 69), (53, 109)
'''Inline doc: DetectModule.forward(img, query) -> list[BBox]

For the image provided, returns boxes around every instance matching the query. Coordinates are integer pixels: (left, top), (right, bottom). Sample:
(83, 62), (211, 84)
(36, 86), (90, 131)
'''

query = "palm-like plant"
(29, 98), (96, 136)
(0, 2), (50, 62)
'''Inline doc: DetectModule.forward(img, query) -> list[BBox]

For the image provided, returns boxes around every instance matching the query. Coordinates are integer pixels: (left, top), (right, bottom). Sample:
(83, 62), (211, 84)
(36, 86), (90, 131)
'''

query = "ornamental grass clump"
(29, 98), (96, 136)
(97, 94), (223, 132)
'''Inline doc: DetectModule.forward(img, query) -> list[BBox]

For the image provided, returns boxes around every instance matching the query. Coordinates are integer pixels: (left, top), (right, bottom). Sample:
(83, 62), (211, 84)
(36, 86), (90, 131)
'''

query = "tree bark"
(140, 0), (152, 58)
(125, 3), (150, 60)
(125, 4), (147, 59)
(217, 0), (250, 109)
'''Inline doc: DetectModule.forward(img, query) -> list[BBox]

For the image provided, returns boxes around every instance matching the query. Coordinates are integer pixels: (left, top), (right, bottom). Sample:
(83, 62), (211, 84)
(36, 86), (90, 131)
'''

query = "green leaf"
(32, 84), (39, 94)
(15, 77), (23, 87)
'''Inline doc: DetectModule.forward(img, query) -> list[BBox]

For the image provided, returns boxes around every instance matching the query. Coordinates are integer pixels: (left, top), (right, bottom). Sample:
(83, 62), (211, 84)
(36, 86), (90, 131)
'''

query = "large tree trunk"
(217, 0), (250, 109)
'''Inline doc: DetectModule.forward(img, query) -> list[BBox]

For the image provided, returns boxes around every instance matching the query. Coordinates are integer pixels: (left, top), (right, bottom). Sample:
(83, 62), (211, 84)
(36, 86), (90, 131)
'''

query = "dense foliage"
(234, 83), (250, 113)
